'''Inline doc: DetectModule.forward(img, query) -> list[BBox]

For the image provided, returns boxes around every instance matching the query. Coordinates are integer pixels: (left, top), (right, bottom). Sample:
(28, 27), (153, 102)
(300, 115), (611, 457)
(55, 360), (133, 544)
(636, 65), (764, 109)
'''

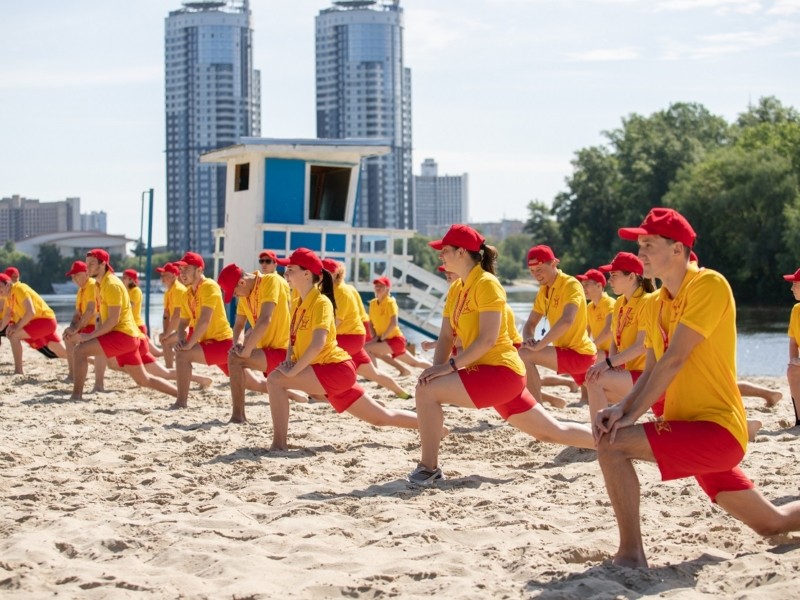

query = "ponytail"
(316, 269), (337, 313)
(637, 275), (656, 294)
(466, 243), (498, 275)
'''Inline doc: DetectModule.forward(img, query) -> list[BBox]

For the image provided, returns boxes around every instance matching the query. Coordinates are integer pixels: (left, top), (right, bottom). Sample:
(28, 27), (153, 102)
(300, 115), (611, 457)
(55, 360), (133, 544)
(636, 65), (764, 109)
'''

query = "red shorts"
(386, 336), (407, 358)
(651, 395), (666, 417)
(555, 348), (596, 386)
(201, 338), (233, 375)
(311, 360), (365, 413)
(363, 322), (373, 341)
(98, 331), (142, 367)
(644, 420), (754, 502)
(459, 364), (537, 420)
(261, 347), (287, 375)
(79, 324), (96, 335)
(630, 370), (643, 384)
(512, 342), (521, 350)
(23, 318), (61, 349)
(337, 333), (371, 368)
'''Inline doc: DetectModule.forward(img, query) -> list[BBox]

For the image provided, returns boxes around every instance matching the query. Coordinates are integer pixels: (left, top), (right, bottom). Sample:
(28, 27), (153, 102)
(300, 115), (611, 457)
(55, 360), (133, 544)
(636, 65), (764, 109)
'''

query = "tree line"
(522, 96), (800, 305)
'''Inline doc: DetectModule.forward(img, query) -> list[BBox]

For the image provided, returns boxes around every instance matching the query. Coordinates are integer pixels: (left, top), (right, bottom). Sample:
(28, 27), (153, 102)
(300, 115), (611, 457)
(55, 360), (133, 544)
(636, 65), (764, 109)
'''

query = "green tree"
(523, 201), (561, 249)
(498, 233), (535, 268)
(665, 146), (799, 303)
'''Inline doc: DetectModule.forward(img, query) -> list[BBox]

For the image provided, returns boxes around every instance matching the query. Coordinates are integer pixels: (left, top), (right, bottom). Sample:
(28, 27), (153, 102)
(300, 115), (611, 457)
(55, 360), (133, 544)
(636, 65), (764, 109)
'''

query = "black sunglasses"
(259, 259), (273, 264)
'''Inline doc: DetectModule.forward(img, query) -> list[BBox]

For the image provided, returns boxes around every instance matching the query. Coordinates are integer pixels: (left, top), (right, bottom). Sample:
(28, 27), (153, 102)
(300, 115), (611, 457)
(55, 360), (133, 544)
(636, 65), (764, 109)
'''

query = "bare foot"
(229, 413), (247, 424)
(169, 401), (188, 410)
(90, 386), (107, 394)
(541, 392), (567, 409)
(441, 425), (450, 439)
(765, 391), (782, 407)
(68, 395), (82, 401)
(269, 442), (288, 451)
(612, 553), (648, 568)
(195, 376), (213, 389)
(568, 382), (579, 393)
(289, 391), (309, 403)
(397, 368), (411, 377)
(747, 419), (763, 441)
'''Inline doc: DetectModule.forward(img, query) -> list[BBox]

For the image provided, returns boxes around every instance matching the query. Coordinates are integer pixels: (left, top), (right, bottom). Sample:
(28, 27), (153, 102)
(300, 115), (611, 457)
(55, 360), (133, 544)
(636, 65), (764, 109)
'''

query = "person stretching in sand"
(365, 276), (432, 375)
(519, 245), (597, 409)
(62, 260), (106, 390)
(0, 273), (67, 374)
(594, 208), (800, 568)
(156, 262), (186, 369)
(583, 253), (654, 422)
(782, 267), (800, 427)
(323, 258), (414, 400)
(67, 249), (178, 400)
(266, 248), (432, 451)
(172, 252), (233, 409)
(411, 225), (594, 485)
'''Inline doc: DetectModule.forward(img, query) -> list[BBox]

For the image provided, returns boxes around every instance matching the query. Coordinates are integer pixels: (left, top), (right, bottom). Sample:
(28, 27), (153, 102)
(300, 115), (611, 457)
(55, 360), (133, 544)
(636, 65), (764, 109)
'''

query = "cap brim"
(222, 287), (234, 303)
(618, 226), (648, 241)
(783, 275), (798, 281)
(275, 258), (291, 266)
(173, 261), (188, 268)
(428, 240), (445, 250)
(575, 275), (588, 281)
(597, 264), (613, 272)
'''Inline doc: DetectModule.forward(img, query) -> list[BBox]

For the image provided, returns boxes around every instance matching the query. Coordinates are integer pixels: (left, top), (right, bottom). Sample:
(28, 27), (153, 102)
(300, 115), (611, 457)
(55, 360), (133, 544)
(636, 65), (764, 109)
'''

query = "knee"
(267, 372), (286, 393)
(751, 515), (785, 537)
(596, 436), (626, 464)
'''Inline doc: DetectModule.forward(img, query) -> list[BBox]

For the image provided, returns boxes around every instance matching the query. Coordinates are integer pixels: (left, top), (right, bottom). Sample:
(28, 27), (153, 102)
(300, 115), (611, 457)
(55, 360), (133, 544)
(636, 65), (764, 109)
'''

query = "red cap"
(599, 252), (644, 276)
(0, 273), (10, 284)
(618, 207), (696, 248)
(428, 224), (485, 252)
(122, 269), (139, 283)
(217, 263), (244, 303)
(373, 276), (391, 288)
(321, 258), (342, 273)
(578, 268), (607, 287)
(276, 248), (323, 276)
(783, 268), (800, 282)
(174, 252), (205, 269)
(156, 262), (180, 276)
(527, 245), (558, 265)
(86, 249), (112, 272)
(259, 250), (278, 262)
(65, 261), (88, 277)
(5, 267), (19, 278)
(689, 251), (699, 265)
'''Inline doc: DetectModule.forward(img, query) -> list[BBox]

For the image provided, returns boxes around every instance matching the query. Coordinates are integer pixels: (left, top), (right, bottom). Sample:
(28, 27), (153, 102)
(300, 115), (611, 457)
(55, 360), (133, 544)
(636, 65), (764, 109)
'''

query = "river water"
(42, 294), (792, 378)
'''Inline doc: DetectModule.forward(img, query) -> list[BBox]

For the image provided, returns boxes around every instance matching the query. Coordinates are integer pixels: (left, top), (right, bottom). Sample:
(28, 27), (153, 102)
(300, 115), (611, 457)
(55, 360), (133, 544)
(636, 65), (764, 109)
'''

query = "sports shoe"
(407, 463), (444, 486)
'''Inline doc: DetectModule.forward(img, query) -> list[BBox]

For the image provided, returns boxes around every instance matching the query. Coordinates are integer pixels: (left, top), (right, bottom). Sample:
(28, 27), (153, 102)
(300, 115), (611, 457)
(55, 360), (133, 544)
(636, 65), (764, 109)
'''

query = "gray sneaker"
(407, 464), (444, 486)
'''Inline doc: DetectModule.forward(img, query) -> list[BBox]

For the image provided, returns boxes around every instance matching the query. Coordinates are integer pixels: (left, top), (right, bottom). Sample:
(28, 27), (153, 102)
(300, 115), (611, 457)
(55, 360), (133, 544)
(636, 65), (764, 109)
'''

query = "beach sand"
(1, 349), (799, 599)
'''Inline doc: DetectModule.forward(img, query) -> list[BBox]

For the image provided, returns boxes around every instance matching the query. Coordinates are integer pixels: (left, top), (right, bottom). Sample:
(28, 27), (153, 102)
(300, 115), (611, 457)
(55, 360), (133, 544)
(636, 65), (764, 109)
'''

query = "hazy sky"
(1, 0), (798, 247)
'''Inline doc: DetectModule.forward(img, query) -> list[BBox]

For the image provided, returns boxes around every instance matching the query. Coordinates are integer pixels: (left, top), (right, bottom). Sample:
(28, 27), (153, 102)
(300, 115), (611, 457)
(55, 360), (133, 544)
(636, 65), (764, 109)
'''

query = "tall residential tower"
(413, 159), (469, 238)
(315, 0), (413, 229)
(165, 0), (261, 255)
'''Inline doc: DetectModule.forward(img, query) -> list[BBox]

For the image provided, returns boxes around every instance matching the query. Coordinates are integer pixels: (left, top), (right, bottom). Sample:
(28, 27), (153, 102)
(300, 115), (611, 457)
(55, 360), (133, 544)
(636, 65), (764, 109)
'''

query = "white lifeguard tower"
(201, 137), (447, 336)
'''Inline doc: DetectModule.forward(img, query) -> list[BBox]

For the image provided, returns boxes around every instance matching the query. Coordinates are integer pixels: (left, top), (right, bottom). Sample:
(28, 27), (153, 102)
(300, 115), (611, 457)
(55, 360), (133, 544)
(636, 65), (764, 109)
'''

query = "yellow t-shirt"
(127, 285), (145, 328)
(349, 284), (370, 325)
(788, 303), (800, 345)
(369, 295), (402, 340)
(164, 280), (187, 316)
(643, 266), (747, 451)
(98, 273), (141, 338)
(180, 278), (233, 342)
(505, 304), (522, 345)
(333, 283), (366, 336)
(533, 271), (596, 355)
(610, 290), (652, 372)
(443, 265), (525, 375)
(7, 282), (56, 322)
(235, 272), (290, 349)
(75, 278), (98, 319)
(588, 293), (614, 352)
(290, 287), (352, 365)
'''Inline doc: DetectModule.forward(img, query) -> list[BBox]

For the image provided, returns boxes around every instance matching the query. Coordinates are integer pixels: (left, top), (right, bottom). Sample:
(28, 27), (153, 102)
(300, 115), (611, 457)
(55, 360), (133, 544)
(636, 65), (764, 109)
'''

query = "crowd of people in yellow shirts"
(2, 206), (800, 567)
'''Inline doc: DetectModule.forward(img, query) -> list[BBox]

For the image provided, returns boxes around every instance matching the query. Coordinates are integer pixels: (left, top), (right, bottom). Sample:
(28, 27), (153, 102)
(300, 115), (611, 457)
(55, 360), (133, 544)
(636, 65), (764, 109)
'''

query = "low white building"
(13, 231), (134, 259)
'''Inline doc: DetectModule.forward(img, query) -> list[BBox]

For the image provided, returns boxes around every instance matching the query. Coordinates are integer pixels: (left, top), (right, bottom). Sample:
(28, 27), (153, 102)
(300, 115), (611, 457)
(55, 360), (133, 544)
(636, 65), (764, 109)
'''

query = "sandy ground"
(1, 347), (799, 599)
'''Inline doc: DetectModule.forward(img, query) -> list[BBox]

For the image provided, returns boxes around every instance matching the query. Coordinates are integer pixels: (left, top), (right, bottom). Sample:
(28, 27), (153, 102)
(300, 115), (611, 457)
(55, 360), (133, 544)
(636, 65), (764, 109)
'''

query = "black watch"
(449, 357), (458, 371)
(605, 356), (613, 368)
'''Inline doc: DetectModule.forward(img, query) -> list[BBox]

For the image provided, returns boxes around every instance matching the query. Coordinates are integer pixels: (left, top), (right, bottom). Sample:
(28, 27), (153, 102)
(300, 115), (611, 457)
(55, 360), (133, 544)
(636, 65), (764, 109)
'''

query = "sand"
(1, 348), (799, 599)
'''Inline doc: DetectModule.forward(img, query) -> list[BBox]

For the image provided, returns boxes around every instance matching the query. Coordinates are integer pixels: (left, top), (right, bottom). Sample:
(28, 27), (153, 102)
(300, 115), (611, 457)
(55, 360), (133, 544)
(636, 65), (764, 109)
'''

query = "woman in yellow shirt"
(583, 252), (654, 422)
(267, 248), (432, 451)
(322, 259), (413, 399)
(364, 276), (432, 375)
(411, 225), (593, 485)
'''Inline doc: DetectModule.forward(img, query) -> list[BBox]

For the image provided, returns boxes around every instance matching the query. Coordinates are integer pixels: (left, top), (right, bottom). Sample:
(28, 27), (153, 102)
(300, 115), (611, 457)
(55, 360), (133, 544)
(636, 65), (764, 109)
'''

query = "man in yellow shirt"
(218, 262), (293, 423)
(156, 262), (186, 369)
(520, 245), (597, 406)
(62, 260), (105, 389)
(577, 269), (613, 356)
(66, 249), (178, 400)
(173, 251), (233, 409)
(595, 207), (800, 568)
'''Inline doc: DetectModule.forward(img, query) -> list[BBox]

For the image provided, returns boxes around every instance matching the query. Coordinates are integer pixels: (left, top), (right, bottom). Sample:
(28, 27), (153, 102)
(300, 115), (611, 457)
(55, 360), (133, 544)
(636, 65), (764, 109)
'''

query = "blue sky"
(1, 0), (798, 247)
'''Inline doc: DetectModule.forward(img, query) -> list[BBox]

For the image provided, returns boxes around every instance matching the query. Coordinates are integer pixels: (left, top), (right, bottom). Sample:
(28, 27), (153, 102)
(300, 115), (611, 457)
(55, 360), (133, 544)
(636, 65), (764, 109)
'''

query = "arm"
(431, 317), (455, 365)
(522, 309), (543, 342)
(593, 314), (612, 349)
(283, 329), (327, 377)
(80, 305), (120, 342)
(790, 338), (800, 365)
(595, 323), (704, 441)
(239, 302), (275, 358)
(607, 331), (646, 368)
(529, 303), (578, 350)
(180, 306), (213, 349)
(231, 314), (247, 345)
(8, 298), (36, 332)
